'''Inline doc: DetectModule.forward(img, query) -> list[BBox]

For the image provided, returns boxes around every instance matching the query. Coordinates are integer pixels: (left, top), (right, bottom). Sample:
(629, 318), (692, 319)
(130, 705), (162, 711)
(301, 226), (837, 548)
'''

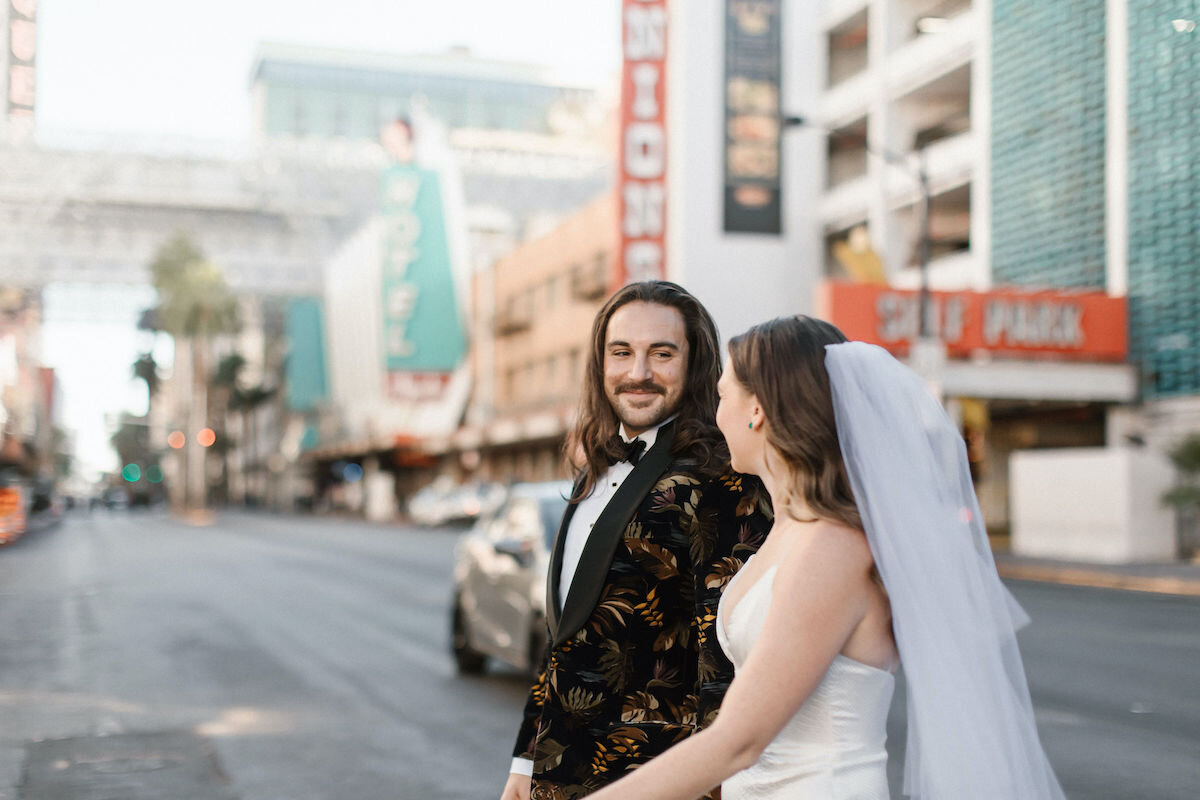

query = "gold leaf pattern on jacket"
(694, 610), (717, 649)
(735, 492), (759, 517)
(596, 639), (631, 693)
(592, 726), (651, 773)
(533, 737), (568, 774)
(652, 474), (700, 494)
(586, 583), (640, 639)
(705, 556), (743, 590)
(688, 502), (720, 565)
(530, 780), (575, 800)
(624, 537), (679, 580)
(620, 690), (664, 723)
(633, 584), (665, 628)
(531, 672), (548, 706)
(653, 616), (689, 652)
(678, 693), (700, 728)
(561, 687), (605, 719)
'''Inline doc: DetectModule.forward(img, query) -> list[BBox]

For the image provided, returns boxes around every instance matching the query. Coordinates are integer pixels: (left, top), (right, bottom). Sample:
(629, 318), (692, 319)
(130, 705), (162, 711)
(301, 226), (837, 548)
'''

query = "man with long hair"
(500, 281), (773, 800)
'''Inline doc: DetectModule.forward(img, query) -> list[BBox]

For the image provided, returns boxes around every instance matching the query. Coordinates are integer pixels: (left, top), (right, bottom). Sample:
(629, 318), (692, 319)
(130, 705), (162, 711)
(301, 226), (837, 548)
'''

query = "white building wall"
(1011, 448), (1176, 563)
(666, 2), (823, 343)
(325, 217), (386, 441)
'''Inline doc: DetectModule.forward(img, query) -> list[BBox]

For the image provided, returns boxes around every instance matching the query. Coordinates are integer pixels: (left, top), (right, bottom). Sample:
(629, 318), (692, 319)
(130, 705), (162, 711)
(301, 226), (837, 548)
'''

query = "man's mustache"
(617, 381), (666, 395)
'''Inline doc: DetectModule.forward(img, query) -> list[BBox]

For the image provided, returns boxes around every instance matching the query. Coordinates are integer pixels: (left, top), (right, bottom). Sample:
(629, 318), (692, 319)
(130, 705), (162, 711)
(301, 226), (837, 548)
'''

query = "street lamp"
(782, 114), (934, 340)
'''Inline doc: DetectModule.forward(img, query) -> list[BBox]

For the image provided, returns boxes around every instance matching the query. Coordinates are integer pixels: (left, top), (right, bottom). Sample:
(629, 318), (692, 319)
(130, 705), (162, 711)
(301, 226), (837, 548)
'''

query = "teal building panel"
(991, 0), (1108, 289)
(1127, 4), (1200, 398)
(286, 297), (329, 412)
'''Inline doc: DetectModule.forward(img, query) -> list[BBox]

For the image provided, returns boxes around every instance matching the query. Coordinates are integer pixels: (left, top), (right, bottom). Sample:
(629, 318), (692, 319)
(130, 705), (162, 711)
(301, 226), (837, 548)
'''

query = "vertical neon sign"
(616, 0), (668, 287)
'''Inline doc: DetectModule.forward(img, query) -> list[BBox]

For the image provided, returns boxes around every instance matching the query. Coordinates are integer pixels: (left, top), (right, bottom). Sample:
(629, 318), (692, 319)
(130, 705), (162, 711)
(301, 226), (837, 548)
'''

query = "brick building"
(449, 193), (614, 484)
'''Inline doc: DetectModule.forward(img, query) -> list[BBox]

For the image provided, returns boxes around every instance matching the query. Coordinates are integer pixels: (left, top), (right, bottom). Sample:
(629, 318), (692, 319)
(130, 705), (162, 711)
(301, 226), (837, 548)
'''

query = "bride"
(588, 315), (1065, 800)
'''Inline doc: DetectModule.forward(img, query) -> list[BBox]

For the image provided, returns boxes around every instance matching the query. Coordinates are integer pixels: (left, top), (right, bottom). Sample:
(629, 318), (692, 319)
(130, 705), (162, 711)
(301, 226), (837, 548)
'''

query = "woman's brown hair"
(727, 315), (861, 529)
(566, 280), (728, 501)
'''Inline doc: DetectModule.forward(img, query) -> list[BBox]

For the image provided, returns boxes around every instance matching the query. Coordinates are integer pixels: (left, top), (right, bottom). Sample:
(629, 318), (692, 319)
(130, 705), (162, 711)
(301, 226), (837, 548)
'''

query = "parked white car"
(450, 480), (571, 675)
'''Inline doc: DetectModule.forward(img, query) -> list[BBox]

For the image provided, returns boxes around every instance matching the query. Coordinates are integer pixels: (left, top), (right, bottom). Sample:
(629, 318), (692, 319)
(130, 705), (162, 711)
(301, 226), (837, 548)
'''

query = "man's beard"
(611, 380), (678, 430)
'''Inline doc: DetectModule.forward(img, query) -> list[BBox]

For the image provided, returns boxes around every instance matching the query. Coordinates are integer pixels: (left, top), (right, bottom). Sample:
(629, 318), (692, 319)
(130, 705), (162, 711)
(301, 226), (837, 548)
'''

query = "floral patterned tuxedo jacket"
(512, 424), (773, 799)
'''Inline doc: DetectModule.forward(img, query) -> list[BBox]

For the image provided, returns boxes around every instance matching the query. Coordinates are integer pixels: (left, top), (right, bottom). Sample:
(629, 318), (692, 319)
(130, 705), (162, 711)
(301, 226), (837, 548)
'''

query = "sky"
(35, 0), (623, 142)
(31, 0), (623, 481)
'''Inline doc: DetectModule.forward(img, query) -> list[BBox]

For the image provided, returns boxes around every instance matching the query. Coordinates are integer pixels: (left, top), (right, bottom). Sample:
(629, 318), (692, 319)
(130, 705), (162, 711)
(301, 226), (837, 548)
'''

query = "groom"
(500, 281), (772, 800)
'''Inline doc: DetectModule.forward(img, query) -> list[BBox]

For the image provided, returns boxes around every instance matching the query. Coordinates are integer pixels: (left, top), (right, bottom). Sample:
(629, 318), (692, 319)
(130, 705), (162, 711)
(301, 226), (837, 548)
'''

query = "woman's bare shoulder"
(779, 519), (874, 578)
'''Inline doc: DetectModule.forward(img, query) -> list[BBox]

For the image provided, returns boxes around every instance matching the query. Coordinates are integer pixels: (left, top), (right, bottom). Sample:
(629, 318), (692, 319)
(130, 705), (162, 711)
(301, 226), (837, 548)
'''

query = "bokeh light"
(167, 430), (186, 449)
(197, 428), (217, 447)
(146, 465), (164, 483)
(121, 463), (142, 482)
(343, 463), (364, 482)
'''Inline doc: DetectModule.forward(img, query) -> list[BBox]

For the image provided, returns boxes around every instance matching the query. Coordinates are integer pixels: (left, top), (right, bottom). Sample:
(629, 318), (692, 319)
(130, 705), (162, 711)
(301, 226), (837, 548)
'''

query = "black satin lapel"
(545, 487), (580, 642)
(553, 422), (677, 648)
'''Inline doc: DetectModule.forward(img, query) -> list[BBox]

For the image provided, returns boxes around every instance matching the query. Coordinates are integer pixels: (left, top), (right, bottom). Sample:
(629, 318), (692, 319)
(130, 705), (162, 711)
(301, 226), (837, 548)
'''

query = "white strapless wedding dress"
(716, 561), (895, 799)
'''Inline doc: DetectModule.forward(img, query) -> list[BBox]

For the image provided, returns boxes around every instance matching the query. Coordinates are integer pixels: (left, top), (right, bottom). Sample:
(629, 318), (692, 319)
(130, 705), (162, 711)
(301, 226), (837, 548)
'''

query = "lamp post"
(784, 114), (945, 394)
(783, 114), (933, 337)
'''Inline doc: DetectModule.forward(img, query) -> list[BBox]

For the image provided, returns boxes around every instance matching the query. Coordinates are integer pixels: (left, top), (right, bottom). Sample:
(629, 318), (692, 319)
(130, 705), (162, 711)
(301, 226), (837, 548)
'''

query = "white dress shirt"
(510, 419), (670, 777)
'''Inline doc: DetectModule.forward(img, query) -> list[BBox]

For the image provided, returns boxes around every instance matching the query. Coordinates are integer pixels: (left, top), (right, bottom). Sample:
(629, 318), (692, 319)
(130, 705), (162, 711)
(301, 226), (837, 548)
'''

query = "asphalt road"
(0, 511), (1196, 799)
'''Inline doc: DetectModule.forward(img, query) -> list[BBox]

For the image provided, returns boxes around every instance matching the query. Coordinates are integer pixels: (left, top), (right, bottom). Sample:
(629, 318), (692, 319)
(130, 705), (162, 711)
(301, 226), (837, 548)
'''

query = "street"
(1, 512), (1197, 799)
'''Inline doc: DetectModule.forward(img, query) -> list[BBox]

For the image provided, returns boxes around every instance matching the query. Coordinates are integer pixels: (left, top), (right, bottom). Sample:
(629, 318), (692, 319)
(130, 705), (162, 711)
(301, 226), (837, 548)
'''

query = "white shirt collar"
(619, 415), (676, 449)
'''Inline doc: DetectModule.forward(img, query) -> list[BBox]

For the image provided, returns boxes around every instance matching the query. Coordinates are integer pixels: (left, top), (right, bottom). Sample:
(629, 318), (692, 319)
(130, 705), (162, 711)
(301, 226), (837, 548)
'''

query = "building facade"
(272, 46), (615, 517)
(650, 1), (1192, 560)
(449, 193), (614, 487)
(250, 42), (603, 142)
(810, 0), (1196, 561)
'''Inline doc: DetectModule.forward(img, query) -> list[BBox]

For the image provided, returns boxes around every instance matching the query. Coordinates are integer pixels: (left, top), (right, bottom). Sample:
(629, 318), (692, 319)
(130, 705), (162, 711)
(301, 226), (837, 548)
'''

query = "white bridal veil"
(825, 342), (1066, 799)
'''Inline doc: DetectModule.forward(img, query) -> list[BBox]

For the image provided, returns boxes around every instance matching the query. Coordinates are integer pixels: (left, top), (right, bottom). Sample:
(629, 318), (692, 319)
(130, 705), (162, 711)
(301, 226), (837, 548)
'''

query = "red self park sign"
(819, 281), (1128, 362)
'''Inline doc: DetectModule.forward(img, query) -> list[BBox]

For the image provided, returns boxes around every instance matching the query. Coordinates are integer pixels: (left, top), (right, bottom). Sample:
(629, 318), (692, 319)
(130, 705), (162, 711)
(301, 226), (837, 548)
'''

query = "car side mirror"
(493, 538), (534, 566)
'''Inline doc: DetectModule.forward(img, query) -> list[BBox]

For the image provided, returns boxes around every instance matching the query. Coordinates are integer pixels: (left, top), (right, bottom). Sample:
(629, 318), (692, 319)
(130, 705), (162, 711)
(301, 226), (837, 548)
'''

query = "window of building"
(827, 117), (868, 189)
(898, 64), (972, 151)
(827, 10), (869, 87)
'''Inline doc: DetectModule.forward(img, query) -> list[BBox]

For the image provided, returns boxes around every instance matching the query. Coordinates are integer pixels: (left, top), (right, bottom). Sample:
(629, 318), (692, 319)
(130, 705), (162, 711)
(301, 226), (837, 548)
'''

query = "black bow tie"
(607, 437), (646, 466)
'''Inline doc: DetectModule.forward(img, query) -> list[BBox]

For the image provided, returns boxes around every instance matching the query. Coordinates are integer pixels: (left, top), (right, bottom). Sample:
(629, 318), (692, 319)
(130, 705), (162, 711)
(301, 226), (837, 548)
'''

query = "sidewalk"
(992, 550), (1200, 597)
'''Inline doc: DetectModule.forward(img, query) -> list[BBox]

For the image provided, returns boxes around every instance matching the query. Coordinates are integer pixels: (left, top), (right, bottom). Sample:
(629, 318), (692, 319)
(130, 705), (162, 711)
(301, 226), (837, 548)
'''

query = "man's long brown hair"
(566, 281), (728, 502)
(727, 315), (861, 529)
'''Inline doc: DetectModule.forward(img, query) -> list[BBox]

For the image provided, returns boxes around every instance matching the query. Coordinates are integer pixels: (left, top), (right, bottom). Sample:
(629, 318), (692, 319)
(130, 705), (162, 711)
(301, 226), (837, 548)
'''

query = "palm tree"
(212, 353), (247, 390)
(1162, 434), (1200, 560)
(211, 352), (247, 503)
(232, 383), (278, 504)
(131, 352), (160, 410)
(146, 235), (240, 514)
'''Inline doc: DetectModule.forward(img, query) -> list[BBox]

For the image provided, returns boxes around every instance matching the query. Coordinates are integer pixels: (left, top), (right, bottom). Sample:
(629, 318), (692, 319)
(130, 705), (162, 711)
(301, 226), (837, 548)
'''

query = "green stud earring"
(748, 421), (754, 429)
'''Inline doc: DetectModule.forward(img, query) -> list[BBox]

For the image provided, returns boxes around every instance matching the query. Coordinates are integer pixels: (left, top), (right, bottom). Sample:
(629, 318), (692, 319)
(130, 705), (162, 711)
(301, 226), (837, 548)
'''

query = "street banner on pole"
(723, 0), (782, 234)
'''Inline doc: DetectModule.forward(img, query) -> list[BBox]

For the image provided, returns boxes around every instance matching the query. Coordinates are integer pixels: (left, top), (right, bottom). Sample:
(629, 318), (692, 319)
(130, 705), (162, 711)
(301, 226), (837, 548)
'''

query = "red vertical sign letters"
(616, 0), (668, 287)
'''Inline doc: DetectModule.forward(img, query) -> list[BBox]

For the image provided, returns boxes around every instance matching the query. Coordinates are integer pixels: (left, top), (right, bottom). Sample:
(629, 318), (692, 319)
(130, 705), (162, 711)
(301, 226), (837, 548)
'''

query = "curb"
(995, 561), (1200, 598)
